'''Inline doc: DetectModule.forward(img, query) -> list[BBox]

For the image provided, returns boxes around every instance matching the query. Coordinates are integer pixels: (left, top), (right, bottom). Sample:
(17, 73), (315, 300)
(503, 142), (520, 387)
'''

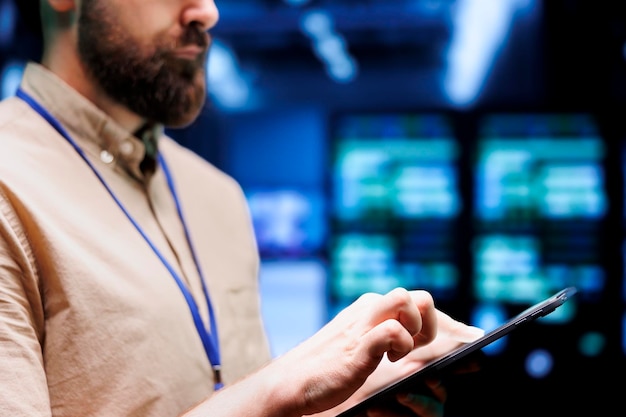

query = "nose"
(181, 0), (220, 31)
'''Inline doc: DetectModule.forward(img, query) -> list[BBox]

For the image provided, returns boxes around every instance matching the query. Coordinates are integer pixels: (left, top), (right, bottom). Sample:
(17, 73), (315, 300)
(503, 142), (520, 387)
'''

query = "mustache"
(179, 24), (210, 49)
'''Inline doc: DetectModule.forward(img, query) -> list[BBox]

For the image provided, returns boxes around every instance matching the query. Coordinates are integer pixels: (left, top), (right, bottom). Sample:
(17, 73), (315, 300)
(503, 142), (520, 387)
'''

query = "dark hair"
(15, 0), (42, 38)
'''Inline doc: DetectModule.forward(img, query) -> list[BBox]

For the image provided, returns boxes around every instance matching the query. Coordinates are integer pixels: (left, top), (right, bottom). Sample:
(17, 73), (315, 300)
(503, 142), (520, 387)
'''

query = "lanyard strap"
(16, 88), (224, 391)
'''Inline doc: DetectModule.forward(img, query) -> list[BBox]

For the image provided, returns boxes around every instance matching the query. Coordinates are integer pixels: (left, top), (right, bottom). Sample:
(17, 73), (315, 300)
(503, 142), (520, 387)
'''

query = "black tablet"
(336, 286), (578, 416)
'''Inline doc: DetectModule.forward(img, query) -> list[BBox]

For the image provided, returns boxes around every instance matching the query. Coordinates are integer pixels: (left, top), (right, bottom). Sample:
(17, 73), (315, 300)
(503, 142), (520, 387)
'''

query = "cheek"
(119, 1), (179, 45)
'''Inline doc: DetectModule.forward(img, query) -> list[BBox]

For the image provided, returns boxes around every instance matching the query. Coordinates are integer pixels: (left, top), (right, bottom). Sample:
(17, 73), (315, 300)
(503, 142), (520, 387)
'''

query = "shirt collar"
(134, 123), (160, 175)
(18, 62), (163, 182)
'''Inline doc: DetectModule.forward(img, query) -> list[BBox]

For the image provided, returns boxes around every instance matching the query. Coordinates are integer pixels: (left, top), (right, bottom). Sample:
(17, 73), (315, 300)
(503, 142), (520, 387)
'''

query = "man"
(0, 0), (483, 416)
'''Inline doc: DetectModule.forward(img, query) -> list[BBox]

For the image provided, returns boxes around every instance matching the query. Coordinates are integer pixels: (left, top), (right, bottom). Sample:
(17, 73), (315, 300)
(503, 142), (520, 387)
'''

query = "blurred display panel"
(334, 140), (460, 221)
(476, 138), (606, 222)
(465, 114), (612, 417)
(246, 187), (326, 258)
(473, 114), (607, 310)
(258, 259), (327, 358)
(329, 113), (461, 314)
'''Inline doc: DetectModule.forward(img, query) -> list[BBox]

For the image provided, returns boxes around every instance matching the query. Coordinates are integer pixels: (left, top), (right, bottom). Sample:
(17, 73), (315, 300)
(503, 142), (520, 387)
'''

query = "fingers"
(365, 288), (424, 337)
(393, 380), (447, 417)
(365, 380), (447, 417)
(435, 310), (485, 343)
(395, 392), (445, 417)
(408, 290), (438, 346)
(354, 288), (482, 367)
(423, 379), (447, 402)
(363, 319), (417, 362)
(285, 287), (482, 416)
(361, 288), (440, 361)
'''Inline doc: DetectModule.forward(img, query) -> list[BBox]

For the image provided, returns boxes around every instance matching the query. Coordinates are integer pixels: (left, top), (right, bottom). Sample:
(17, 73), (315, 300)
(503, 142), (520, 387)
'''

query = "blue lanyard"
(16, 88), (224, 391)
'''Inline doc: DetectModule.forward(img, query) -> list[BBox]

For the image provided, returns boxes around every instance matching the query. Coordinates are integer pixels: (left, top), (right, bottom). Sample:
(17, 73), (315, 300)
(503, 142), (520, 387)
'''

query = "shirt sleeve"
(0, 190), (52, 417)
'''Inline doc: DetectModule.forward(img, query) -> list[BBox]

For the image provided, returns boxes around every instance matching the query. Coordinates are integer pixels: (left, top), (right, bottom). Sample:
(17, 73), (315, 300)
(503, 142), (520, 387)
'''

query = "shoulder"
(158, 135), (246, 199)
(0, 96), (57, 149)
(0, 97), (59, 172)
(0, 97), (38, 132)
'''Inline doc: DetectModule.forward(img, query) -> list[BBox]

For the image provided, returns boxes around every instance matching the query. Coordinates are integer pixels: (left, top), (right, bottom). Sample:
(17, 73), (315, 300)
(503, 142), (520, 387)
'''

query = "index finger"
(409, 290), (438, 346)
(366, 288), (424, 337)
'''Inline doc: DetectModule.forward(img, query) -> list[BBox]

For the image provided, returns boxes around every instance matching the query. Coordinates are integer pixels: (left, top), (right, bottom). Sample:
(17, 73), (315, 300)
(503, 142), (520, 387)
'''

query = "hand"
(360, 309), (484, 395)
(183, 288), (482, 417)
(323, 310), (484, 417)
(276, 288), (442, 416)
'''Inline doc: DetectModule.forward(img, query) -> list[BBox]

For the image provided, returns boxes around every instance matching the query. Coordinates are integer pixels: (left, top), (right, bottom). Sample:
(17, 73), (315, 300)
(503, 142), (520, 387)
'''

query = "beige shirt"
(0, 63), (272, 417)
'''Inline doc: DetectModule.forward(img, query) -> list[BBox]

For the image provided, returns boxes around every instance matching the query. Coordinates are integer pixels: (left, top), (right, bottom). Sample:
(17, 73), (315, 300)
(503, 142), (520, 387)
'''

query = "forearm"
(180, 360), (304, 417)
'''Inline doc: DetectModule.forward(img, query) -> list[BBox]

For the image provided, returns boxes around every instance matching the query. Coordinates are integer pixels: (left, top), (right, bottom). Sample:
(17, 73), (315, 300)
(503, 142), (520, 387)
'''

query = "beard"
(77, 0), (209, 127)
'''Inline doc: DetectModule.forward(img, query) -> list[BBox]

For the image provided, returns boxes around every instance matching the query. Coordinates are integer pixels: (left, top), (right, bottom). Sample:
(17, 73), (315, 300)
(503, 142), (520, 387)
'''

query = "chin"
(162, 83), (206, 128)
(165, 107), (204, 128)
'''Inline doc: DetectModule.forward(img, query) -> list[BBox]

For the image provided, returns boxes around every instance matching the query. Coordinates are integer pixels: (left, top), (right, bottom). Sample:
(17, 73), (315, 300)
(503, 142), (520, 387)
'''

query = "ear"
(47, 0), (77, 13)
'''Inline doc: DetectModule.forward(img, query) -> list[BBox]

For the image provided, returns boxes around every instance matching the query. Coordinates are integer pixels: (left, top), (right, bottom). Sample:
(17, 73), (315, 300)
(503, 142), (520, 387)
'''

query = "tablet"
(336, 286), (578, 416)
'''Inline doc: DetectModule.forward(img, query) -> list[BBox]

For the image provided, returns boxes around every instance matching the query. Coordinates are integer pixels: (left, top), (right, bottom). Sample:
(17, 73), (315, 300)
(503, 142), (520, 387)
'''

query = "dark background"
(1, 1), (624, 415)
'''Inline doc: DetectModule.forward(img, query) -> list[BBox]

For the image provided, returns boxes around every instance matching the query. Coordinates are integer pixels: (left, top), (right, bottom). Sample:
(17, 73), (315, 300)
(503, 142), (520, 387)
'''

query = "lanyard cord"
(16, 88), (224, 391)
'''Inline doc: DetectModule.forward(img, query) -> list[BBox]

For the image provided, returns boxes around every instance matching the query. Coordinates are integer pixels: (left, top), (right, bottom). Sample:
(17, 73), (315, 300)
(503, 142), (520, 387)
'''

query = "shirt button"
(100, 150), (114, 164)
(119, 140), (134, 156)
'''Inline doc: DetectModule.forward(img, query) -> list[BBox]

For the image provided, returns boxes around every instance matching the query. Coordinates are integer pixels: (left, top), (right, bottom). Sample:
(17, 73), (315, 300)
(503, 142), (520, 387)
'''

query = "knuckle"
(386, 287), (412, 305)
(413, 290), (435, 309)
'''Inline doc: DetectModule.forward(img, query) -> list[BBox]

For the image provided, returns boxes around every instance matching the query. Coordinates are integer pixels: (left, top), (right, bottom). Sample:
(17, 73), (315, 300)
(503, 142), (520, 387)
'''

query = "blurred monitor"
(329, 113), (461, 312)
(330, 233), (458, 301)
(472, 113), (606, 319)
(475, 113), (606, 223)
(472, 234), (603, 307)
(258, 259), (327, 357)
(332, 114), (461, 222)
(245, 187), (326, 258)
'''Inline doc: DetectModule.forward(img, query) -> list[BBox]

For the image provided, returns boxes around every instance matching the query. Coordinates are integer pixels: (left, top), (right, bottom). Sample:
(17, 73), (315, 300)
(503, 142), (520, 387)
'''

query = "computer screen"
(329, 113), (462, 315)
(246, 187), (326, 257)
(473, 113), (606, 306)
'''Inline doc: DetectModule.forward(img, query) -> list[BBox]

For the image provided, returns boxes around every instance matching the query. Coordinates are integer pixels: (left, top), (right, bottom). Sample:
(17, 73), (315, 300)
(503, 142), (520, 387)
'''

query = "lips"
(172, 45), (206, 60)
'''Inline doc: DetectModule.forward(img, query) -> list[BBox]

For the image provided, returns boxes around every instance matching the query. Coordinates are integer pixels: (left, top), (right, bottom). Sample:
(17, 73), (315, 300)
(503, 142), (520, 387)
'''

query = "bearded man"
(0, 1), (483, 416)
